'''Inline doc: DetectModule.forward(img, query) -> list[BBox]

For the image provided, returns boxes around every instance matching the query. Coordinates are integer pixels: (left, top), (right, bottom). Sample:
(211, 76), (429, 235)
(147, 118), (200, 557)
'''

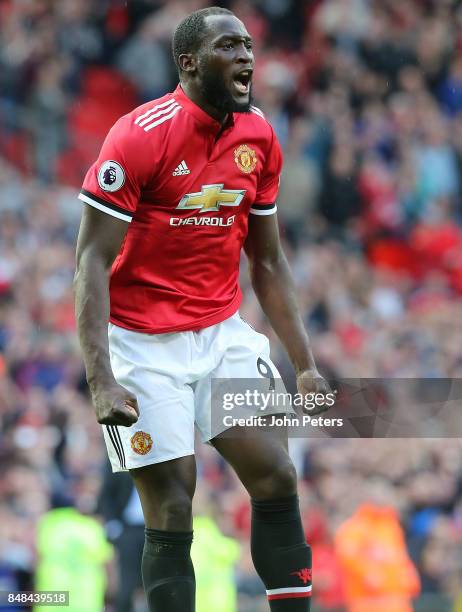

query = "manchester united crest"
(234, 144), (257, 174)
(130, 431), (153, 455)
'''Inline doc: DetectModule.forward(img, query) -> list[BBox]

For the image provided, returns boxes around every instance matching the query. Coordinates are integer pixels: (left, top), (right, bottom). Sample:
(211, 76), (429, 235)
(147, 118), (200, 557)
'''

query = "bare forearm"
(74, 255), (115, 389)
(73, 207), (138, 426)
(249, 253), (316, 374)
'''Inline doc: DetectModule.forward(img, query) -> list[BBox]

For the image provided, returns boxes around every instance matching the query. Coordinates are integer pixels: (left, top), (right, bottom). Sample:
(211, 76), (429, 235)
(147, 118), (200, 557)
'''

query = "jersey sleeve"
(78, 118), (151, 223)
(250, 126), (283, 216)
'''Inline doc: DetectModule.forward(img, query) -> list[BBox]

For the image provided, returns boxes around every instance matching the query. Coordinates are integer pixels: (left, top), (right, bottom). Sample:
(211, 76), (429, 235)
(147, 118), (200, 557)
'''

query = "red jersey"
(79, 85), (282, 333)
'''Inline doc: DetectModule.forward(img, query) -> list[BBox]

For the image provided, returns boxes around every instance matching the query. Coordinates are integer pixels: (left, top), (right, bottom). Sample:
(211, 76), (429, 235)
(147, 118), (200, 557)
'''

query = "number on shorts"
(257, 357), (275, 391)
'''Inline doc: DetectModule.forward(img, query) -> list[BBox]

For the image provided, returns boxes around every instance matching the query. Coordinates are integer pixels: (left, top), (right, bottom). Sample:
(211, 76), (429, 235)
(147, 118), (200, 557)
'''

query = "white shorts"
(103, 311), (284, 472)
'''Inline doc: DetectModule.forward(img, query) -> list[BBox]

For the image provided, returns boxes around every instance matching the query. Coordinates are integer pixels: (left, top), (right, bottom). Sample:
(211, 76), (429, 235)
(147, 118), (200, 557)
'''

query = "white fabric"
(78, 193), (132, 222)
(103, 312), (283, 472)
(249, 204), (277, 215)
(266, 586), (312, 595)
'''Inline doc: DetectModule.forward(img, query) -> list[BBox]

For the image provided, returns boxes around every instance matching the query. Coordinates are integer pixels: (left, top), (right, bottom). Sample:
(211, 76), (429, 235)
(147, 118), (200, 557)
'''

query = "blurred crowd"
(2, 0), (462, 610)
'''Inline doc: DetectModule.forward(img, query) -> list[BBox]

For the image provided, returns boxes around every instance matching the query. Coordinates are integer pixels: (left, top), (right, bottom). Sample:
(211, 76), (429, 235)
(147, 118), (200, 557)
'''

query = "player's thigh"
(130, 455), (197, 530)
(202, 313), (296, 498)
(211, 428), (296, 499)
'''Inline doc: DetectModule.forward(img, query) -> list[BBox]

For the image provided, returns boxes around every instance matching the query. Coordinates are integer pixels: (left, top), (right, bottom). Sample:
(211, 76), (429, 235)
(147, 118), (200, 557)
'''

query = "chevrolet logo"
(176, 184), (246, 213)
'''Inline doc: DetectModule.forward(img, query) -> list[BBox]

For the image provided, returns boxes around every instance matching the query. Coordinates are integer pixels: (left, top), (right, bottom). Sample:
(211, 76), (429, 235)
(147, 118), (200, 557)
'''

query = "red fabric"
(232, 500), (251, 536)
(268, 592), (311, 600)
(303, 508), (329, 543)
(409, 222), (462, 293)
(105, 4), (129, 38)
(335, 322), (366, 355)
(0, 280), (11, 294)
(368, 223), (462, 293)
(56, 149), (87, 188)
(358, 165), (401, 234)
(367, 239), (421, 278)
(410, 221), (462, 270)
(1, 133), (29, 174)
(449, 260), (462, 293)
(80, 67), (137, 104)
(66, 68), (138, 175)
(312, 543), (345, 607)
(80, 85), (282, 333)
(69, 98), (131, 139)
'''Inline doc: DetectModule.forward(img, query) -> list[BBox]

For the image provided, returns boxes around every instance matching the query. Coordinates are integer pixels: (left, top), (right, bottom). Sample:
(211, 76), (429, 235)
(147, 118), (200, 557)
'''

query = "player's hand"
(296, 368), (332, 416)
(90, 381), (139, 426)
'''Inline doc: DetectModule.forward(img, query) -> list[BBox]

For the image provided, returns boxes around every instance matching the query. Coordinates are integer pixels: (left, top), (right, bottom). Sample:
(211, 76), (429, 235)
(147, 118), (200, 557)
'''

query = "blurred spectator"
(116, 13), (174, 102)
(334, 479), (421, 612)
(34, 504), (113, 612)
(278, 118), (320, 246)
(303, 505), (345, 611)
(28, 58), (68, 182)
(192, 488), (241, 612)
(319, 144), (361, 233)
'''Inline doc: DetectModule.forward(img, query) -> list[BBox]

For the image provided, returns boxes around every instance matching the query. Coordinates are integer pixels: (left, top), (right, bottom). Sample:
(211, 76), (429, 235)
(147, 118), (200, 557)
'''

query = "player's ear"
(178, 53), (197, 74)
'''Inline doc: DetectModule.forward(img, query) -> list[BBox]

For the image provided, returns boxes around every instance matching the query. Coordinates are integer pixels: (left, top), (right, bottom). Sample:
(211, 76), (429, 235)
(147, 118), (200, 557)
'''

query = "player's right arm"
(73, 113), (153, 426)
(74, 205), (139, 426)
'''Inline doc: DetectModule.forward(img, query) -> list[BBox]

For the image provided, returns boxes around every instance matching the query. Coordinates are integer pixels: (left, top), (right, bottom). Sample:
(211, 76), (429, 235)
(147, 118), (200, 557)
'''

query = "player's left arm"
(244, 213), (330, 413)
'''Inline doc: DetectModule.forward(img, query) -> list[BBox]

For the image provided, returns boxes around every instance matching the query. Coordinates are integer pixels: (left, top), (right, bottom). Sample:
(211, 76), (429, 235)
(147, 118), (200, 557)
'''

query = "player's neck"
(179, 81), (229, 126)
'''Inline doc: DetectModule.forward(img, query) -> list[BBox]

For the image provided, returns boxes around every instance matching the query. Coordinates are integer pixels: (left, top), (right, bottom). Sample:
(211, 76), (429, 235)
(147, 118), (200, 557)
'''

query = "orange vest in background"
(334, 504), (420, 612)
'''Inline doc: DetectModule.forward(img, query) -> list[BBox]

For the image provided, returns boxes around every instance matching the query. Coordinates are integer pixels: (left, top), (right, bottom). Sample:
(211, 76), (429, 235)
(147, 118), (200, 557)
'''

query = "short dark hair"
(172, 6), (234, 74)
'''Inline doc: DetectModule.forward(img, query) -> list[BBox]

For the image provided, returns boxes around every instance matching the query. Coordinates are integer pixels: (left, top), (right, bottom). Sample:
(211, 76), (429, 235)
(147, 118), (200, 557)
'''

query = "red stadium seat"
(80, 66), (138, 107)
(1, 132), (30, 174)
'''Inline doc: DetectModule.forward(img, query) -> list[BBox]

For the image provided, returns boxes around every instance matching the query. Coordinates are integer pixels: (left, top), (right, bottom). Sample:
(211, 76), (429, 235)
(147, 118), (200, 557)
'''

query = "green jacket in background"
(34, 508), (113, 612)
(191, 515), (241, 612)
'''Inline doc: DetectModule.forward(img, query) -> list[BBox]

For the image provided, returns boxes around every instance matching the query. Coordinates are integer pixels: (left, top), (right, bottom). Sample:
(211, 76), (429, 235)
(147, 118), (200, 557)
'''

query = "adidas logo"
(172, 160), (190, 176)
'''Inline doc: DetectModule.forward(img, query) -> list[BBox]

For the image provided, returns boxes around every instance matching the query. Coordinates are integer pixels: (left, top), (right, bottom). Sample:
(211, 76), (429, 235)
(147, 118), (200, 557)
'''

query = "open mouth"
(233, 70), (252, 95)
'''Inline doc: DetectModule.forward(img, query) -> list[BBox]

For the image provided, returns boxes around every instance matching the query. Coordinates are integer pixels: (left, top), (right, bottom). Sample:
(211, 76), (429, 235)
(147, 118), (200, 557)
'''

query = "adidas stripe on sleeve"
(79, 100), (179, 222)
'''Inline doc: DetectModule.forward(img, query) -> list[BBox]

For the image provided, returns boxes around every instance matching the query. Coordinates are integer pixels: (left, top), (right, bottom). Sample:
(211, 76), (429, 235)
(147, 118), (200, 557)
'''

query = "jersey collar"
(173, 84), (235, 133)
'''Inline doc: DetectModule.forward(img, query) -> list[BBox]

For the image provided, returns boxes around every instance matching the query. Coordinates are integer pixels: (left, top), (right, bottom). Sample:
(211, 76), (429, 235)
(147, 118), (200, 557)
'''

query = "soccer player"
(74, 7), (329, 611)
